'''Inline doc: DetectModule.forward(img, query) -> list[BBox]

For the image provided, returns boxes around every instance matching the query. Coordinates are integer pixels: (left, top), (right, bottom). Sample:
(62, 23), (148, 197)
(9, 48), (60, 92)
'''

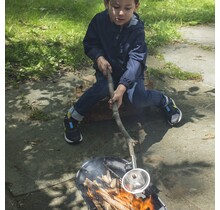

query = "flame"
(115, 188), (155, 210)
(85, 178), (155, 210)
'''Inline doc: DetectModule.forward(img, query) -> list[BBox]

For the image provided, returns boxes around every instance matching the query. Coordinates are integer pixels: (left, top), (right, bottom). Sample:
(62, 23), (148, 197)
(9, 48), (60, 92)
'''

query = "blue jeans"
(72, 72), (164, 121)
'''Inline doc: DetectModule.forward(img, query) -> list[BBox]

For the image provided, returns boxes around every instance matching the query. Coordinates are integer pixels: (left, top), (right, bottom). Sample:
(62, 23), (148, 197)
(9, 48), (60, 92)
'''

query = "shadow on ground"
(5, 71), (215, 209)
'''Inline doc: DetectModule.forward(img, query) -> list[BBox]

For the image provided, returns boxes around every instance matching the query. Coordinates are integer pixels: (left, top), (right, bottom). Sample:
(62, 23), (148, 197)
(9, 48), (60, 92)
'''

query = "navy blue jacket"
(83, 10), (147, 89)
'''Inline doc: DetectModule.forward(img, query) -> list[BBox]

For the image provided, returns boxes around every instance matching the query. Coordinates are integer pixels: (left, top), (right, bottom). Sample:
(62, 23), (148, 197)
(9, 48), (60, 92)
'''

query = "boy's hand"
(108, 84), (126, 109)
(96, 56), (112, 76)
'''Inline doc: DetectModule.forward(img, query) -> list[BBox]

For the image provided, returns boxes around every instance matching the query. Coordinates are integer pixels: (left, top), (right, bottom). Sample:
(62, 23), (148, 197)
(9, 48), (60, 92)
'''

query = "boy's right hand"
(96, 56), (112, 77)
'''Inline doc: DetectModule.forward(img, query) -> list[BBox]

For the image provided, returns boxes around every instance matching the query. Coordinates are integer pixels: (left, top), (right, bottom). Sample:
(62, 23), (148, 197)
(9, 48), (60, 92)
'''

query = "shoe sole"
(64, 133), (83, 144)
(168, 108), (183, 126)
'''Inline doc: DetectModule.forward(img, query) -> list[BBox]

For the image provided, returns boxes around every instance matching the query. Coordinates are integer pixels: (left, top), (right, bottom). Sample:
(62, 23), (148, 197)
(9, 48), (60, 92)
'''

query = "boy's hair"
(104, 0), (139, 5)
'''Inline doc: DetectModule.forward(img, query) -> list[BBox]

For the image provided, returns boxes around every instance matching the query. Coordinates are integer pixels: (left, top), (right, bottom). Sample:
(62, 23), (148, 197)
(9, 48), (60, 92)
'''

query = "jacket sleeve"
(83, 15), (104, 62)
(119, 30), (147, 89)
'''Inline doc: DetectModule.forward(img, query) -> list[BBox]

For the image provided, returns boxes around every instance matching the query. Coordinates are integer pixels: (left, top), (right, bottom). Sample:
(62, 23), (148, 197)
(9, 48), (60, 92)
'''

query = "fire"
(115, 188), (155, 210)
(84, 177), (155, 210)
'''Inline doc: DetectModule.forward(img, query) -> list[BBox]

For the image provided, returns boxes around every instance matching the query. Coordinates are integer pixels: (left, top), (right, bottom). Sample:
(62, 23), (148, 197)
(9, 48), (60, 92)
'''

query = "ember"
(84, 172), (155, 210)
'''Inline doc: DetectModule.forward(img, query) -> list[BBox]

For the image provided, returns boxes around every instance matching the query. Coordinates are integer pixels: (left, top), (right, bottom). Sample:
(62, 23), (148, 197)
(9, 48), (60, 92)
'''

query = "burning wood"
(83, 172), (155, 210)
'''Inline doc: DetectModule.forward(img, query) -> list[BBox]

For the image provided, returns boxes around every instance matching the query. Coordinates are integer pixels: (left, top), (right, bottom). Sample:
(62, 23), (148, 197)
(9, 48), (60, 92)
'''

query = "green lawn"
(5, 0), (215, 85)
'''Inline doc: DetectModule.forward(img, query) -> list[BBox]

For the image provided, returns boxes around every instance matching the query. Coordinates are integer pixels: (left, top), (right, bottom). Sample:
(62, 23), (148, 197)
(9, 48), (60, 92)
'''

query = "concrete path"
(5, 24), (215, 210)
(163, 24), (215, 87)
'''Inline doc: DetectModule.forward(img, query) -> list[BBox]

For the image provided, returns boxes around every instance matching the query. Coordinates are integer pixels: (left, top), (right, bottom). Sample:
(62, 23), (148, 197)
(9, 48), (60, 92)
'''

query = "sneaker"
(162, 96), (182, 125)
(63, 112), (83, 144)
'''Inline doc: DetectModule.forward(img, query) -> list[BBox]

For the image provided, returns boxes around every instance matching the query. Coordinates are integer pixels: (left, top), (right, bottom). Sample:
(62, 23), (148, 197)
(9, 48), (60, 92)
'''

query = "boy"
(63, 0), (182, 144)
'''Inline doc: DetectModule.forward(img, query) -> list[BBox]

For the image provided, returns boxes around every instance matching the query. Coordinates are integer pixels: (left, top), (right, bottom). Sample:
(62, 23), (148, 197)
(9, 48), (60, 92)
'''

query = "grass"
(28, 108), (56, 121)
(148, 63), (203, 81)
(5, 0), (215, 85)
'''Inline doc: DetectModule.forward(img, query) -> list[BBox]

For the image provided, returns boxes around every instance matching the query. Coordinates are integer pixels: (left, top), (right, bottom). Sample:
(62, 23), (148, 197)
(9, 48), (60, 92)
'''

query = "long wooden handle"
(107, 70), (137, 168)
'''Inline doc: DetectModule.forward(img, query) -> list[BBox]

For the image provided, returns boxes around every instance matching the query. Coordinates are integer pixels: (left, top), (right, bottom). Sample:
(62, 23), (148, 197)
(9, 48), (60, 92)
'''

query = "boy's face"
(106, 0), (139, 26)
